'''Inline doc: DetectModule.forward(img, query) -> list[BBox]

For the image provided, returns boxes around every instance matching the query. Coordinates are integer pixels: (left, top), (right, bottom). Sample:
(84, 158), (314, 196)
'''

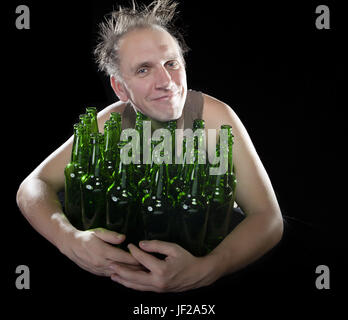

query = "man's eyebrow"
(132, 55), (181, 72)
(132, 61), (153, 72)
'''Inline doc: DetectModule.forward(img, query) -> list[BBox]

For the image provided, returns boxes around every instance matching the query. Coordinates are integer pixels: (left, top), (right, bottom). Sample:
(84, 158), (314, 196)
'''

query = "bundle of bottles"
(64, 107), (244, 257)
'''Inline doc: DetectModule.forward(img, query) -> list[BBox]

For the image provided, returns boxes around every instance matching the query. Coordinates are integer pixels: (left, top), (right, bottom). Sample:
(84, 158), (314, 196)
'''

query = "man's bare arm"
(202, 94), (284, 276)
(16, 102), (140, 276)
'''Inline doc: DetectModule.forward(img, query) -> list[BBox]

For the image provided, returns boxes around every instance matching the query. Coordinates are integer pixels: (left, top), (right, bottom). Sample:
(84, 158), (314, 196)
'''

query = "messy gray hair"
(94, 0), (189, 78)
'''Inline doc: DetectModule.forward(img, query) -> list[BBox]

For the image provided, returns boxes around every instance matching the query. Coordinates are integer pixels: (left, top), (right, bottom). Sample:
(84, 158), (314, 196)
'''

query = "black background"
(4, 0), (347, 317)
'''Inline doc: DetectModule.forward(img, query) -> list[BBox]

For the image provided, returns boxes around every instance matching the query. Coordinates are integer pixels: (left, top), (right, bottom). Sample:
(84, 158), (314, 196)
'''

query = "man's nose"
(155, 65), (172, 89)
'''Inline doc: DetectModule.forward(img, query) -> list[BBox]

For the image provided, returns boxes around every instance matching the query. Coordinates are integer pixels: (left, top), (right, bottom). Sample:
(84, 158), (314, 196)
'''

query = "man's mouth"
(152, 91), (179, 101)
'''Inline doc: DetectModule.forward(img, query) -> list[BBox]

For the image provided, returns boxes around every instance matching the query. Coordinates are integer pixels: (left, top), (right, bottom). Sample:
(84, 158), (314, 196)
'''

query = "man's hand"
(61, 228), (142, 277)
(109, 240), (219, 292)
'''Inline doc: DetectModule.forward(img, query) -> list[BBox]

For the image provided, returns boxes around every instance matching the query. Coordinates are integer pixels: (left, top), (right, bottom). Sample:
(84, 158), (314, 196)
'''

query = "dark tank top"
(121, 89), (204, 130)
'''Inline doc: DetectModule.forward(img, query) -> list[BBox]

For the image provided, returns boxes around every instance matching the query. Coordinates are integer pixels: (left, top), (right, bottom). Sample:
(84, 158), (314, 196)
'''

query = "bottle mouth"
(86, 107), (97, 113)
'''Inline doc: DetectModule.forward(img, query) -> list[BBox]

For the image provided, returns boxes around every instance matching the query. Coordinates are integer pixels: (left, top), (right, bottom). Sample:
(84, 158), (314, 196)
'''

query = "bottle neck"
(72, 125), (87, 168)
(71, 124), (80, 163)
(86, 107), (99, 133)
(166, 120), (177, 161)
(135, 112), (150, 131)
(89, 136), (103, 177)
(193, 119), (205, 131)
(154, 164), (170, 199)
(228, 132), (234, 178)
(190, 163), (203, 197)
(118, 161), (132, 190)
(104, 124), (118, 160)
(220, 125), (234, 177)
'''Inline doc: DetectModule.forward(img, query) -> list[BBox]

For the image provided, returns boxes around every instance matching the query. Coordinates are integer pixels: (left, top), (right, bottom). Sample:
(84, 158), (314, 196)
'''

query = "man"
(16, 0), (283, 292)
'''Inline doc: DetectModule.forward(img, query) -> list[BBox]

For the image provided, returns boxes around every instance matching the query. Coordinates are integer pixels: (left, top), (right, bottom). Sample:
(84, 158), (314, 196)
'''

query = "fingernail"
(116, 234), (124, 239)
(140, 241), (148, 247)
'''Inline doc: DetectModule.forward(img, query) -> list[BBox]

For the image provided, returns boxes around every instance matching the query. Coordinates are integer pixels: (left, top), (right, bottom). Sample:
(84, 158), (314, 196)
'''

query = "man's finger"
(139, 240), (180, 257)
(127, 243), (164, 272)
(111, 262), (147, 272)
(90, 228), (125, 245)
(104, 246), (141, 265)
(109, 262), (153, 286)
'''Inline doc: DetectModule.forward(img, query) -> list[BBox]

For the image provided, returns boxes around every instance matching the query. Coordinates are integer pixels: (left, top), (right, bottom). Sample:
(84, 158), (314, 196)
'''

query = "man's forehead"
(119, 27), (181, 66)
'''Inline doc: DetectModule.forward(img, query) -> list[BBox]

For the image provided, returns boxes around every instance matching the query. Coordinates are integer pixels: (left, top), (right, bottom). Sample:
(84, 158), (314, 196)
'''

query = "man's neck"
(131, 105), (173, 132)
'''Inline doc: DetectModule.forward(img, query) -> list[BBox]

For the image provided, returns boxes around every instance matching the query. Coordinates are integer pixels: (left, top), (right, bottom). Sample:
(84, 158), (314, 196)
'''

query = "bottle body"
(175, 170), (209, 256)
(141, 164), (173, 242)
(174, 119), (209, 256)
(64, 124), (87, 229)
(106, 182), (134, 247)
(81, 133), (107, 230)
(106, 148), (137, 247)
(64, 162), (85, 229)
(205, 124), (236, 250)
(205, 175), (233, 250)
(81, 175), (107, 230)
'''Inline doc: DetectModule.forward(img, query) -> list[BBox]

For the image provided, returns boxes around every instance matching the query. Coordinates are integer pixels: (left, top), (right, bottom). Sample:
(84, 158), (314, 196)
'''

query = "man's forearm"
(16, 177), (74, 252)
(205, 212), (284, 278)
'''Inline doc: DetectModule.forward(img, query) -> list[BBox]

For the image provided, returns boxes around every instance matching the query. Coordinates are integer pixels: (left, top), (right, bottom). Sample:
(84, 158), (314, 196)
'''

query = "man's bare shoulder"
(99, 100), (128, 116)
(201, 93), (237, 130)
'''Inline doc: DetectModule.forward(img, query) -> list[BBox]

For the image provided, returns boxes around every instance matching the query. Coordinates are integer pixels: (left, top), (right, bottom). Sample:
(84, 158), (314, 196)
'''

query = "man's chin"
(156, 109), (182, 122)
(149, 104), (183, 122)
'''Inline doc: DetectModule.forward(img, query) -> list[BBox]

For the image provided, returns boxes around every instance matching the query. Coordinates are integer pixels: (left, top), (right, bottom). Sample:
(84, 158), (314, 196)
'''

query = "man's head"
(94, 0), (189, 121)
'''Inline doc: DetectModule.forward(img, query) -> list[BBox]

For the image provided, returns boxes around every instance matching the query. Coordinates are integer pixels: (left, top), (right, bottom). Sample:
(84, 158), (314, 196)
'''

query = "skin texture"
(16, 26), (283, 292)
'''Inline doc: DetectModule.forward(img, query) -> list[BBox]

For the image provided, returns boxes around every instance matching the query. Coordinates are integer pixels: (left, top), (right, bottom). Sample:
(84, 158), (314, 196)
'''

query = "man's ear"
(110, 76), (128, 102)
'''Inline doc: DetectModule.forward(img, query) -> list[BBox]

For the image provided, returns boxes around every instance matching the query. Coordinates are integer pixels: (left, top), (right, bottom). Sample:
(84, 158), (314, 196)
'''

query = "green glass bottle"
(104, 120), (119, 178)
(137, 141), (154, 202)
(175, 120), (209, 256)
(165, 120), (177, 178)
(110, 111), (121, 122)
(192, 119), (209, 198)
(110, 111), (122, 143)
(79, 113), (91, 130)
(205, 124), (236, 250)
(86, 107), (99, 133)
(135, 111), (149, 149)
(223, 125), (240, 232)
(134, 111), (150, 185)
(223, 124), (237, 206)
(175, 155), (209, 256)
(79, 113), (92, 166)
(169, 140), (193, 208)
(169, 161), (187, 208)
(81, 133), (107, 230)
(141, 161), (174, 242)
(205, 173), (234, 251)
(64, 123), (87, 229)
(106, 141), (137, 248)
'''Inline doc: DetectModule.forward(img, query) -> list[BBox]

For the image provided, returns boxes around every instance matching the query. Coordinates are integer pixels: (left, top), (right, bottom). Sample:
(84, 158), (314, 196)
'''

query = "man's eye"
(137, 68), (148, 74)
(166, 61), (179, 68)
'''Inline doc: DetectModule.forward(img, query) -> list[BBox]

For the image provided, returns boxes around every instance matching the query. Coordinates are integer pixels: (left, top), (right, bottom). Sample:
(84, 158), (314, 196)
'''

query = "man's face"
(114, 26), (187, 122)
